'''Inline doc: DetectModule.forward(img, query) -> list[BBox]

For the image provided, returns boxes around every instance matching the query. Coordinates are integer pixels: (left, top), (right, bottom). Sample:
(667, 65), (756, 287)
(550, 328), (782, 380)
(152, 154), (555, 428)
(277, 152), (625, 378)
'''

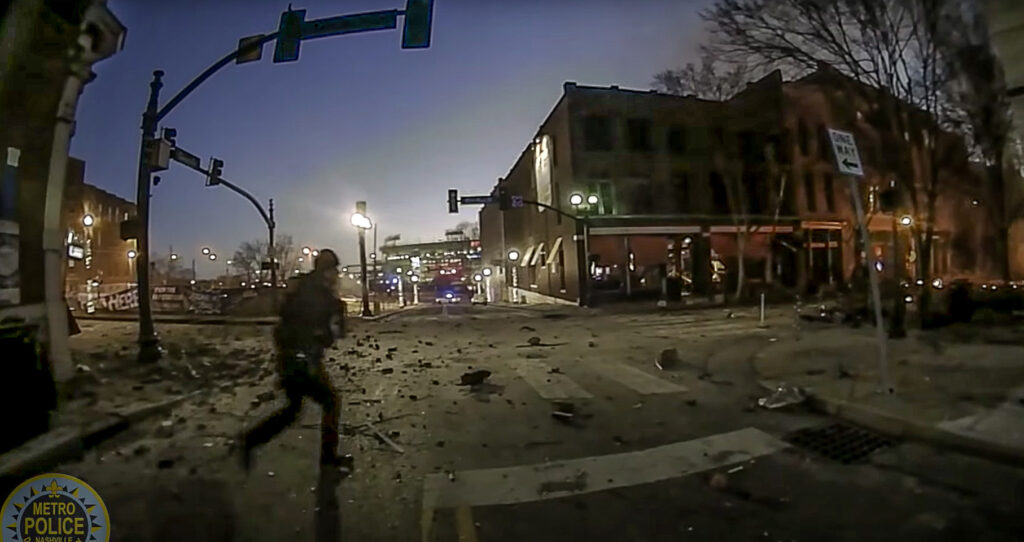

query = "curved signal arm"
(518, 199), (584, 222)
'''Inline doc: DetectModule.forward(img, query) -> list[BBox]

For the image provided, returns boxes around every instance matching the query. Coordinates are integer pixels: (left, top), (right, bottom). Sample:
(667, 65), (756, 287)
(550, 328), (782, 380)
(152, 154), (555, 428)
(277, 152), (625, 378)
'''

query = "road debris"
(757, 383), (806, 409)
(527, 336), (542, 346)
(459, 369), (492, 386)
(551, 402), (576, 423)
(655, 348), (680, 370)
(366, 422), (405, 453)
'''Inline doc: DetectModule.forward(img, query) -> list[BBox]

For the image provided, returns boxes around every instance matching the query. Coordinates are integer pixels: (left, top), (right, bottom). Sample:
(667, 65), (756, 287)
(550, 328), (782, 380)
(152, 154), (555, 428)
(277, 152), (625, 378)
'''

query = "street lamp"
(127, 249), (137, 259)
(899, 215), (913, 227)
(208, 253), (217, 261)
(82, 214), (94, 227)
(351, 205), (374, 317)
(302, 246), (311, 255)
(507, 249), (520, 262)
(569, 193), (584, 206)
(201, 247), (211, 255)
(587, 194), (599, 205)
(482, 267), (492, 277)
(473, 273), (483, 282)
(170, 253), (178, 261)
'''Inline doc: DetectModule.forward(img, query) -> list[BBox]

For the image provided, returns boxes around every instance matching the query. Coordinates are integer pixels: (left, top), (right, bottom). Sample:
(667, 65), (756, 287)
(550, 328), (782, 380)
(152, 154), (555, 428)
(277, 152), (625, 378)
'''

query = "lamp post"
(351, 202), (373, 317)
(890, 215), (913, 338)
(507, 248), (520, 303)
(482, 267), (492, 303)
(570, 192), (598, 308)
(411, 274), (420, 304)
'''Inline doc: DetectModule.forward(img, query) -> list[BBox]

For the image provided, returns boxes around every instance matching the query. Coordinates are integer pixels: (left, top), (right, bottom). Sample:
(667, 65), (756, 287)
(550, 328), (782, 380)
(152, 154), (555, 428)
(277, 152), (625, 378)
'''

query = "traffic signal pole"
(133, 71), (164, 363)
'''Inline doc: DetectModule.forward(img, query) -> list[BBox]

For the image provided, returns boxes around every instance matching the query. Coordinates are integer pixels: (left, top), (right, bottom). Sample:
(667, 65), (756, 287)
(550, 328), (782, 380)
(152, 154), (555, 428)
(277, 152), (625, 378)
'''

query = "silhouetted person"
(241, 249), (352, 472)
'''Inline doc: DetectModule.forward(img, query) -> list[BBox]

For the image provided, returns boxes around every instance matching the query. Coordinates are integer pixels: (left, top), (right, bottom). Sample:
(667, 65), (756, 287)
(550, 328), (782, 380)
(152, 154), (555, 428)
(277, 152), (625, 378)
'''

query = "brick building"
(480, 67), (989, 305)
(61, 157), (138, 306)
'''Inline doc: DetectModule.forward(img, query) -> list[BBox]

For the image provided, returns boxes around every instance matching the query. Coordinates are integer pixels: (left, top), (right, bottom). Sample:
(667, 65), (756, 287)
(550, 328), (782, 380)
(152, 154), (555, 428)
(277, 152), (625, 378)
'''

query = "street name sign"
(461, 195), (495, 205)
(827, 128), (864, 177)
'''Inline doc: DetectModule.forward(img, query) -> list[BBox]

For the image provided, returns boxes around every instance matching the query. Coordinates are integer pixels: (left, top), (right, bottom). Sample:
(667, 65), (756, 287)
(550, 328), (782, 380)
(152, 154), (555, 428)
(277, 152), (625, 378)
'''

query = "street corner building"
(0, 0), (125, 395)
(479, 67), (1002, 307)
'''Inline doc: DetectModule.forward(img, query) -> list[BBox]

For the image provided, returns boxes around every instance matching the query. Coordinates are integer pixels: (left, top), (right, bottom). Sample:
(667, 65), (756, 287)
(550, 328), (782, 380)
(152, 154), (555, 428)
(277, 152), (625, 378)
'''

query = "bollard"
(759, 292), (767, 327)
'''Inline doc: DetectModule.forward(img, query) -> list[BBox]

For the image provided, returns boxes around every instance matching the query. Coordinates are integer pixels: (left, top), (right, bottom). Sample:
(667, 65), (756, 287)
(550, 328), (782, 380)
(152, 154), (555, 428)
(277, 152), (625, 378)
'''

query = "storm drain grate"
(785, 423), (896, 464)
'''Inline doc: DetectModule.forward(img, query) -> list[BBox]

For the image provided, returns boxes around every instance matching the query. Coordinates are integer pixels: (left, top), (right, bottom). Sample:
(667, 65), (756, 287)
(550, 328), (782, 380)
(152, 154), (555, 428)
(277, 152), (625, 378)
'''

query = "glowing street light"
(569, 193), (584, 206)
(507, 249), (520, 262)
(312, 249), (320, 257)
(208, 253), (217, 261)
(302, 247), (311, 255)
(482, 267), (492, 276)
(201, 247), (211, 255)
(170, 253), (178, 261)
(350, 212), (372, 230)
(127, 249), (137, 259)
(587, 194), (599, 205)
(396, 267), (403, 273)
(899, 215), (913, 226)
(410, 275), (419, 283)
(82, 214), (94, 227)
(473, 273), (483, 282)
(298, 256), (304, 262)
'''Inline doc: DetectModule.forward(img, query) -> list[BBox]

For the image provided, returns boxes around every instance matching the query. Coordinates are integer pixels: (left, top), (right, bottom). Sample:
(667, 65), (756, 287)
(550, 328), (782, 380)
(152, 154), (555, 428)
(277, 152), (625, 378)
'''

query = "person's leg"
(240, 382), (303, 470)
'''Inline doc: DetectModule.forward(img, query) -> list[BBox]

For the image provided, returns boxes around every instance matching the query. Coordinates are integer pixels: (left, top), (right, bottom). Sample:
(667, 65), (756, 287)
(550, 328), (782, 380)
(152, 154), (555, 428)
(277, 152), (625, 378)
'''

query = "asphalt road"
(40, 303), (1024, 541)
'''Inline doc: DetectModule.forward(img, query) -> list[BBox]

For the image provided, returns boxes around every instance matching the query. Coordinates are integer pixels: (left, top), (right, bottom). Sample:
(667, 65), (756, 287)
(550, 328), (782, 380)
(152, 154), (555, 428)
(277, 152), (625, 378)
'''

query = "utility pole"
(269, 198), (277, 306)
(134, 70), (164, 363)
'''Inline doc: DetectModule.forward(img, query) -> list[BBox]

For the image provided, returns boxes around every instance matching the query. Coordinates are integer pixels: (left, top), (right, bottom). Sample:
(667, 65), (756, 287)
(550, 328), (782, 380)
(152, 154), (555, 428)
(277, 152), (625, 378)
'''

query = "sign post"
(828, 128), (891, 393)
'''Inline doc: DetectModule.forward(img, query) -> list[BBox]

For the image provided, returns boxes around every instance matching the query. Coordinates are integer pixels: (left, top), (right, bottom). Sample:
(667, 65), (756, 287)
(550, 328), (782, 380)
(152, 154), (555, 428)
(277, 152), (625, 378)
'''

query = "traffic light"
(401, 0), (433, 49)
(447, 189), (459, 214)
(498, 186), (511, 211)
(144, 137), (171, 172)
(207, 158), (224, 186)
(274, 9), (306, 63)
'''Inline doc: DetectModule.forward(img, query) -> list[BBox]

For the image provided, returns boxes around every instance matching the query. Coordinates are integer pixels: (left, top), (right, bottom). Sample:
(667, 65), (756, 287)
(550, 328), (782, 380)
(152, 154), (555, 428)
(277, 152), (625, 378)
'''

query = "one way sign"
(827, 128), (864, 177)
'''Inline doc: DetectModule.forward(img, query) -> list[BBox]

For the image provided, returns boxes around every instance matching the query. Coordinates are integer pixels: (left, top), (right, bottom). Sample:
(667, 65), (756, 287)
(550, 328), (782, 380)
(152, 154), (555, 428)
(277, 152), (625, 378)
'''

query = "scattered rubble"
(757, 383), (806, 409)
(655, 348), (680, 370)
(459, 370), (492, 386)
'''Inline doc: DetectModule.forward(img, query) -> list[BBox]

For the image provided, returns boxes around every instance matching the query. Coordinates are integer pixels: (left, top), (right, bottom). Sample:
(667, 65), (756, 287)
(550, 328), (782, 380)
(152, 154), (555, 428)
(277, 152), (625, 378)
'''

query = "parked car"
(435, 284), (469, 304)
(471, 291), (487, 305)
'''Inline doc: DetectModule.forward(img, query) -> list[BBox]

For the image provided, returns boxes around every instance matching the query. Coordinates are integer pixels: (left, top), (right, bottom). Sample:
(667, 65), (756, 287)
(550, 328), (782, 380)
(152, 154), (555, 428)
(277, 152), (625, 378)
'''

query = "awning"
(530, 242), (545, 266)
(519, 245), (536, 268)
(546, 237), (564, 266)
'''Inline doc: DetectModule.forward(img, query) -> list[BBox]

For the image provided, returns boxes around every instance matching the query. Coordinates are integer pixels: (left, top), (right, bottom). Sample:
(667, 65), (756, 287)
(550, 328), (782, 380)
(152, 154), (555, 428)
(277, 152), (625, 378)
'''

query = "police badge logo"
(2, 473), (109, 542)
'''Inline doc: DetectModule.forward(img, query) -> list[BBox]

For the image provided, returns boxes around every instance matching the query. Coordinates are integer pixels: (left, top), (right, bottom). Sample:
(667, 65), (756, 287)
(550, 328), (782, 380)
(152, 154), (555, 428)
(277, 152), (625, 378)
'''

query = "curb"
(359, 305), (420, 322)
(0, 392), (201, 483)
(806, 393), (1024, 467)
(76, 315), (278, 326)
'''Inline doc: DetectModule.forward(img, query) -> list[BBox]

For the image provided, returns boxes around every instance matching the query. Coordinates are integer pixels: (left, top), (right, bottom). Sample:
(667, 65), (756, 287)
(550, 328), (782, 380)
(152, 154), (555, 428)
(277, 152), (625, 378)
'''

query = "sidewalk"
(753, 324), (1024, 465)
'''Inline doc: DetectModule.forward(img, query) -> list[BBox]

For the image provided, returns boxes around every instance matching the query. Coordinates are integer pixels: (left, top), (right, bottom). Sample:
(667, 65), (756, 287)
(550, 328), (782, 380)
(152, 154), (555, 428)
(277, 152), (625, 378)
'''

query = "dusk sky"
(72, 0), (709, 277)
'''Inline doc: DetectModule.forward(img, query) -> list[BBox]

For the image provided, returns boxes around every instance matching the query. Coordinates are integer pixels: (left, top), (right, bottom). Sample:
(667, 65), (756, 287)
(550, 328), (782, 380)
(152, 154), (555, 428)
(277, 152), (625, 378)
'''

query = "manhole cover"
(785, 423), (895, 464)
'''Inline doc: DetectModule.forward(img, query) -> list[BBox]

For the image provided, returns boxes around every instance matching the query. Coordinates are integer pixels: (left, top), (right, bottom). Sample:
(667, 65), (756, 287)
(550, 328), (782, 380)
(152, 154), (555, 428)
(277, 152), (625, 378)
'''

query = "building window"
(626, 118), (653, 151)
(583, 115), (613, 151)
(667, 126), (687, 154)
(739, 131), (759, 162)
(743, 172), (763, 214)
(631, 179), (654, 214)
(804, 172), (817, 212)
(823, 173), (836, 212)
(674, 172), (690, 213)
(798, 120), (810, 156)
(818, 124), (830, 156)
(598, 182), (615, 215)
(710, 172), (729, 214)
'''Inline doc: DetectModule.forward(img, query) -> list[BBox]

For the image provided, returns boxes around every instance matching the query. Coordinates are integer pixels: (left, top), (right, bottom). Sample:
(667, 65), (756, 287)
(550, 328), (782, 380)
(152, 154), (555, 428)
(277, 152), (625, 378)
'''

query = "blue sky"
(71, 0), (709, 276)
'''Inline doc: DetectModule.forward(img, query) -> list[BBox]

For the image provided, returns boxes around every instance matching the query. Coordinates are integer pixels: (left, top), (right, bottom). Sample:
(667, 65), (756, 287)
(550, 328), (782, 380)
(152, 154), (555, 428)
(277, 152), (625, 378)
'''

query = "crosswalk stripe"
(421, 427), (789, 509)
(588, 359), (687, 394)
(510, 360), (594, 400)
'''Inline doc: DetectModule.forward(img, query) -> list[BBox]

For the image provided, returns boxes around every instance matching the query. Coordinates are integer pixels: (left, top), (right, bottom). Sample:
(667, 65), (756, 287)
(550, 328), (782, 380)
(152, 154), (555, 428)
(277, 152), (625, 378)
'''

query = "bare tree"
(703, 0), (969, 319)
(232, 235), (301, 283)
(454, 221), (480, 239)
(939, 0), (1017, 281)
(653, 50), (751, 100)
(231, 240), (266, 283)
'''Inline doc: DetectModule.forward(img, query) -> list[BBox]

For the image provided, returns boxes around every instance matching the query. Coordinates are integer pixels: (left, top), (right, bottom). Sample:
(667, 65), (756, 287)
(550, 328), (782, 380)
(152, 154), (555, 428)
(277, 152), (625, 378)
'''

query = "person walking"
(240, 248), (352, 472)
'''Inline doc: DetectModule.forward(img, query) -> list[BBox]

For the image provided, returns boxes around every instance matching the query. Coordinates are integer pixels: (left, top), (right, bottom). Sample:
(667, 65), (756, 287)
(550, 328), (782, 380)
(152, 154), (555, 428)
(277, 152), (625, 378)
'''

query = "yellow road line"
(455, 506), (478, 542)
